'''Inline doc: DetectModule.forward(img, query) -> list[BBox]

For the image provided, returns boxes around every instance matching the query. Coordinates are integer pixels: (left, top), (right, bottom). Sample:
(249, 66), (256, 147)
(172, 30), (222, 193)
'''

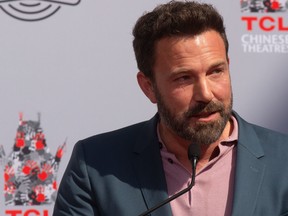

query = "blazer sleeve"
(52, 141), (99, 216)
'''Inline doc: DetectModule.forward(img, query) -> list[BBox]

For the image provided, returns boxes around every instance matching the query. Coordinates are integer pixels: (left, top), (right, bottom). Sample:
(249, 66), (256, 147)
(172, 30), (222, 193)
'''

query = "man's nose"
(192, 79), (213, 103)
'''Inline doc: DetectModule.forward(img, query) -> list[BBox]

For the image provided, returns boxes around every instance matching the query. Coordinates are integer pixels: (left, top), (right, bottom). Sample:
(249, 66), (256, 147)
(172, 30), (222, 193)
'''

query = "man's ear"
(137, 72), (157, 104)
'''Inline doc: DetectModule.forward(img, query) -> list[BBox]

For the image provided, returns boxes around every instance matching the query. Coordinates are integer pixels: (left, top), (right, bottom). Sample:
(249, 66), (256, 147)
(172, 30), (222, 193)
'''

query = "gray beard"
(155, 90), (233, 146)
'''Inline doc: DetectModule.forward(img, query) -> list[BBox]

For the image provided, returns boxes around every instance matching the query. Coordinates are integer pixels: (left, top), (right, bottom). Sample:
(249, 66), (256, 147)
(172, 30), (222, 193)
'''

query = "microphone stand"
(138, 144), (200, 216)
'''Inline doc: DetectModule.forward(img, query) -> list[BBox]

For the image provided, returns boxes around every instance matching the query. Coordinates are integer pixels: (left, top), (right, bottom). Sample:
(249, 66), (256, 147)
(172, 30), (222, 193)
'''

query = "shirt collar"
(157, 114), (239, 149)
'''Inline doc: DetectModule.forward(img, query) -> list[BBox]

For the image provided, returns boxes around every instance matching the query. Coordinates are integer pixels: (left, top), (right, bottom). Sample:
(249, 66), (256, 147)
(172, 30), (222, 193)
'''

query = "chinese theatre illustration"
(0, 113), (66, 205)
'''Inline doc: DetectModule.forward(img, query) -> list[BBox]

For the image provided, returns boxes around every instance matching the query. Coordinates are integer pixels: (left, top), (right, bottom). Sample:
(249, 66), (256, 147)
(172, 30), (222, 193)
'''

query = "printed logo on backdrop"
(0, 113), (66, 215)
(0, 0), (80, 21)
(240, 0), (288, 53)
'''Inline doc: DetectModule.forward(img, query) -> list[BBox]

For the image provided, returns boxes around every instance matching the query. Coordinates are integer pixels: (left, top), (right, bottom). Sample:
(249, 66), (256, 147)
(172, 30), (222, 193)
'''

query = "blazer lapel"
(133, 115), (173, 216)
(231, 113), (266, 216)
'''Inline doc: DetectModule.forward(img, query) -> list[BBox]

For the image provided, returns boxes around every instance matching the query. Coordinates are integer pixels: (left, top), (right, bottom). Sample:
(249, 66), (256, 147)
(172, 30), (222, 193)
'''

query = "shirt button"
(168, 158), (174, 164)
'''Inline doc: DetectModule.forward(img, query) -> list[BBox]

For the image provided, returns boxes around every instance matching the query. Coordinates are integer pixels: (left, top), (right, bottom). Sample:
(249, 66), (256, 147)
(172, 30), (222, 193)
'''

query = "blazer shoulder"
(72, 115), (158, 159)
(82, 118), (154, 145)
(234, 111), (288, 161)
(234, 111), (288, 145)
(250, 123), (288, 144)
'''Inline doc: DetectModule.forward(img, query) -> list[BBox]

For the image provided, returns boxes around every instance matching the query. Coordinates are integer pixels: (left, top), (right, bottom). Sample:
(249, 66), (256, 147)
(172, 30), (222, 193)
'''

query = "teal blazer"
(53, 112), (288, 216)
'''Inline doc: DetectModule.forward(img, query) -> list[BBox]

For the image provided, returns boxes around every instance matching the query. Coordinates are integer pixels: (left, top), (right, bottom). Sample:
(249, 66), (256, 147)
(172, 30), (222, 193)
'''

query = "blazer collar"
(133, 114), (173, 216)
(133, 113), (159, 154)
(233, 111), (264, 158)
(231, 111), (266, 216)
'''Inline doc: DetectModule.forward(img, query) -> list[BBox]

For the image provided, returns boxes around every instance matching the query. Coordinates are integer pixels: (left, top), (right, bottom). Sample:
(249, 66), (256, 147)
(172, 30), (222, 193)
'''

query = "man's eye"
(175, 75), (190, 81)
(210, 68), (225, 75)
(213, 68), (223, 73)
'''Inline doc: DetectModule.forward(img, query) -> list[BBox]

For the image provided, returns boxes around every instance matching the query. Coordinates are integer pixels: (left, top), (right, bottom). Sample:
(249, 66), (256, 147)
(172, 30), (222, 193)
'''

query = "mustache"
(185, 101), (224, 118)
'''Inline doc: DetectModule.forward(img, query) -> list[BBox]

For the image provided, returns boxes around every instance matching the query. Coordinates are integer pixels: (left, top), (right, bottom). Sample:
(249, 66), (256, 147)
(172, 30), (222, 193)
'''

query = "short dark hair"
(132, 1), (229, 79)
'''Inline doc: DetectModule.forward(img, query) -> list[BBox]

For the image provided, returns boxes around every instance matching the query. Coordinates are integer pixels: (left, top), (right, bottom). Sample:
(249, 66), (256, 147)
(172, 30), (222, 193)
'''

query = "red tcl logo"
(5, 209), (48, 216)
(242, 16), (288, 31)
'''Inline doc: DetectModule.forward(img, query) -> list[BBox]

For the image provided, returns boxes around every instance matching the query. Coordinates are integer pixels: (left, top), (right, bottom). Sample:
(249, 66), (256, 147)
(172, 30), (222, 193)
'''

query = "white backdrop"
(0, 0), (287, 215)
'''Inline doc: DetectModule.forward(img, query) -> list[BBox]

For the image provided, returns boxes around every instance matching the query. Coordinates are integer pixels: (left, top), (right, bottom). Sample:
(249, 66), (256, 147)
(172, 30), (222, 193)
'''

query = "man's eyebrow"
(209, 61), (227, 69)
(169, 60), (228, 75)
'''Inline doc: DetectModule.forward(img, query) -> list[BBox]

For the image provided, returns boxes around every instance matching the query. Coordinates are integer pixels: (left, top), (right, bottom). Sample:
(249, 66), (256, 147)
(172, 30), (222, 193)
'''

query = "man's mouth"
(192, 111), (219, 121)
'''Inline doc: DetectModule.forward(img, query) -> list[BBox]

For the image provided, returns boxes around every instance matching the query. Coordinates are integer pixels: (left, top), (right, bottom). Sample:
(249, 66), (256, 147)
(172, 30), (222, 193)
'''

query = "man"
(53, 1), (288, 216)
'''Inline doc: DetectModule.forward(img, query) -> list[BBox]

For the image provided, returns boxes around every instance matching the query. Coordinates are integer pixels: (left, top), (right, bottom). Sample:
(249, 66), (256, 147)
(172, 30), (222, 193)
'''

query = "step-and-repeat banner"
(0, 0), (287, 215)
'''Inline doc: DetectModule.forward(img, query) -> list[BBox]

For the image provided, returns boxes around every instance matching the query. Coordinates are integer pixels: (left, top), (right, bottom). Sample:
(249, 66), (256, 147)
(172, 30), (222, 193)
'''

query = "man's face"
(151, 30), (232, 146)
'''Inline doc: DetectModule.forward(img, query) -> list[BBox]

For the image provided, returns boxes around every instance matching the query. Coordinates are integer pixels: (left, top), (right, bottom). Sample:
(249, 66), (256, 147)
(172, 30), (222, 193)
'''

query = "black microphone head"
(188, 144), (201, 161)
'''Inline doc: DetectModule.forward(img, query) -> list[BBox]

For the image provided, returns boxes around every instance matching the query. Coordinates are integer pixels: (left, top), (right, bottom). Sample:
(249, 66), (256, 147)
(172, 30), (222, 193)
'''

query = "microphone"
(138, 144), (201, 216)
(188, 144), (201, 187)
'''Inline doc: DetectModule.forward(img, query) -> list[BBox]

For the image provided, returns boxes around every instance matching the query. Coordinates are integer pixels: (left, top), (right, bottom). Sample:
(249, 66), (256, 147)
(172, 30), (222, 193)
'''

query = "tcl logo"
(5, 209), (48, 216)
(242, 16), (288, 31)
